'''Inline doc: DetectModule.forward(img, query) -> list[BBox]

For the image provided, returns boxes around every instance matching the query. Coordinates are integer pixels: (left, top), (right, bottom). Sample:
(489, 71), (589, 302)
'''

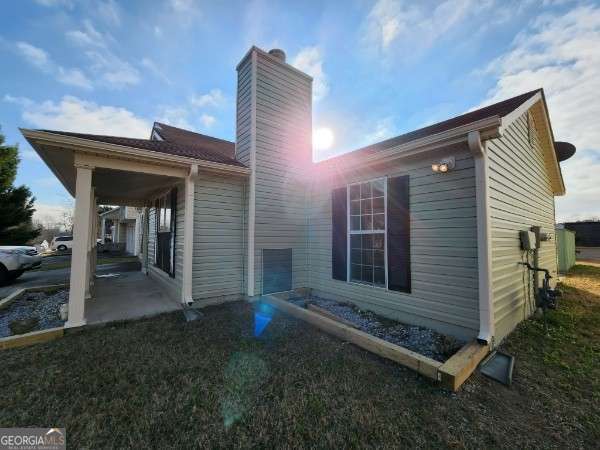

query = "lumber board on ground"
(263, 295), (442, 380)
(438, 340), (490, 391)
(0, 327), (64, 351)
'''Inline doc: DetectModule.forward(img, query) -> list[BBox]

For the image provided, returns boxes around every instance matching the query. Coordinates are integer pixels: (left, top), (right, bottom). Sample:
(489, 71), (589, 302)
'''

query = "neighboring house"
(562, 221), (600, 262)
(21, 46), (575, 346)
(99, 206), (142, 255)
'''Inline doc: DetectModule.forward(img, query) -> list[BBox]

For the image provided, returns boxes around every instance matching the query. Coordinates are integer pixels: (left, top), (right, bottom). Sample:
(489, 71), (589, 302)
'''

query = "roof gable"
(151, 122), (236, 159)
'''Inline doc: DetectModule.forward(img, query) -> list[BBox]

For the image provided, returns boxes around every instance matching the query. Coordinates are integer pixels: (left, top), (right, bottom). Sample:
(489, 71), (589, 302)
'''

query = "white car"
(0, 246), (42, 284)
(51, 235), (73, 252)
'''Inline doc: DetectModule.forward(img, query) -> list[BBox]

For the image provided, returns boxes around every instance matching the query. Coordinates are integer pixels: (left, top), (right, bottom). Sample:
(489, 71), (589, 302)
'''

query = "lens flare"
(313, 127), (334, 151)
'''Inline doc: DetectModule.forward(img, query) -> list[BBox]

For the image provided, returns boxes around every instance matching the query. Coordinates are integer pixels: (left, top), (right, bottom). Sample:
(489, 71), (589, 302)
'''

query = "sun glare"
(313, 127), (334, 151)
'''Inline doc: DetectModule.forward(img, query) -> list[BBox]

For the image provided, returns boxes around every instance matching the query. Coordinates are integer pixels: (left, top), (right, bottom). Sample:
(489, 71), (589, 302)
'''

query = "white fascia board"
(322, 115), (502, 173)
(498, 94), (566, 196)
(20, 129), (250, 177)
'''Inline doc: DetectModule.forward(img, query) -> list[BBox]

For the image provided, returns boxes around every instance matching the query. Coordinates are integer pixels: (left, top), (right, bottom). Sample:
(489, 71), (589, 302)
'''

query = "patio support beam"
(67, 165), (93, 328)
(101, 217), (106, 244)
(181, 165), (198, 304)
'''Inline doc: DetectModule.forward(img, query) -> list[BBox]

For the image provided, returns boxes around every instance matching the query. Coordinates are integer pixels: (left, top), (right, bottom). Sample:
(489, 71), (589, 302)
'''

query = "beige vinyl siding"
(488, 111), (557, 342)
(235, 56), (252, 166)
(308, 145), (479, 340)
(252, 51), (312, 294)
(192, 173), (245, 302)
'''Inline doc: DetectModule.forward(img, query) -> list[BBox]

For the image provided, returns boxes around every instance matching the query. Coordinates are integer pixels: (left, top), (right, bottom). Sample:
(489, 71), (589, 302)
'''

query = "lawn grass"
(1, 265), (598, 448)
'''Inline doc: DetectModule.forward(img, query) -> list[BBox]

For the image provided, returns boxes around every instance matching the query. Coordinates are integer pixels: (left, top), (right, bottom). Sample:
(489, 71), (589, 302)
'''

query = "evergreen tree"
(0, 128), (40, 245)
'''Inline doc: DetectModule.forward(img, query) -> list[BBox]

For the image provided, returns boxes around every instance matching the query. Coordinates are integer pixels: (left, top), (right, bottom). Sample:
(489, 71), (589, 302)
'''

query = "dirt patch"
(0, 290), (67, 338)
(289, 295), (463, 362)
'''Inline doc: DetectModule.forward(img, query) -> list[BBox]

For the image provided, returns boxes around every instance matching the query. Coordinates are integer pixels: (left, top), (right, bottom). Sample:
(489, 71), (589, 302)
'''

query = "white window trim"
(346, 177), (388, 289)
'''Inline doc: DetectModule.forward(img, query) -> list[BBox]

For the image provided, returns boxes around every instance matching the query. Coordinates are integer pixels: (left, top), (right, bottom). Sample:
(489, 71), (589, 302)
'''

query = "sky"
(1, 0), (599, 225)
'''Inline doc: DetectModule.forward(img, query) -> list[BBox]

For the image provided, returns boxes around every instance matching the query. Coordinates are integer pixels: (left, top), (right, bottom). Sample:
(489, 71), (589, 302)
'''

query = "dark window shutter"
(331, 186), (348, 281)
(387, 176), (410, 292)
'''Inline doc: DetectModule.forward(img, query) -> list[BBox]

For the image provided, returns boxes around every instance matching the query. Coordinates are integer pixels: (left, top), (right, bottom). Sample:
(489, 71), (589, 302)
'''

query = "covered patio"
(86, 272), (181, 325)
(21, 129), (198, 328)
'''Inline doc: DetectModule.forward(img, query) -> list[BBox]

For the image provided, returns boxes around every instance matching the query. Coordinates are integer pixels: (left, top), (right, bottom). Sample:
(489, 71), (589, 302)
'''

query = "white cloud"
(7, 95), (150, 138)
(480, 5), (600, 221)
(157, 106), (194, 131)
(363, 117), (396, 144)
(97, 0), (122, 27)
(15, 41), (92, 89)
(292, 47), (329, 102)
(33, 203), (73, 228)
(16, 42), (50, 69)
(34, 0), (73, 7)
(190, 89), (225, 108)
(199, 113), (216, 129)
(170, 0), (200, 13)
(67, 21), (139, 89)
(362, 0), (491, 60)
(141, 57), (172, 85)
(56, 67), (93, 90)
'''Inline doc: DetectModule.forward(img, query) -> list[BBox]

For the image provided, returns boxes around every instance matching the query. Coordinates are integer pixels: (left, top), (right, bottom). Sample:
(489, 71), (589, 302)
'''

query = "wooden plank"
(438, 340), (490, 391)
(263, 295), (442, 380)
(0, 289), (26, 310)
(307, 304), (359, 329)
(0, 327), (64, 351)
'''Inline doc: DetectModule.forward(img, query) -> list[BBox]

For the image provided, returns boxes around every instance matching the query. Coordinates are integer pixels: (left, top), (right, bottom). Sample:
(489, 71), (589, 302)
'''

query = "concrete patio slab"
(86, 271), (180, 325)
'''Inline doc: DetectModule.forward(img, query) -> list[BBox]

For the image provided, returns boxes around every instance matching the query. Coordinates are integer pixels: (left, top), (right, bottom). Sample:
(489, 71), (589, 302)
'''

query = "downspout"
(468, 130), (495, 345)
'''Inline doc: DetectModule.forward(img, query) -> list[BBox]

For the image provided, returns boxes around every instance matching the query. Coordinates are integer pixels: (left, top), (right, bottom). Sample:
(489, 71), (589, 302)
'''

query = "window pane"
(351, 249), (361, 265)
(351, 264), (361, 281)
(361, 198), (372, 214)
(363, 249), (373, 265)
(350, 184), (360, 200)
(373, 234), (384, 250)
(350, 200), (360, 215)
(372, 179), (384, 197)
(373, 213), (385, 230)
(374, 267), (386, 286)
(360, 182), (371, 199)
(372, 196), (384, 214)
(351, 216), (361, 231)
(362, 234), (373, 249)
(361, 214), (372, 230)
(362, 265), (373, 284)
(350, 235), (361, 249)
(373, 250), (385, 267)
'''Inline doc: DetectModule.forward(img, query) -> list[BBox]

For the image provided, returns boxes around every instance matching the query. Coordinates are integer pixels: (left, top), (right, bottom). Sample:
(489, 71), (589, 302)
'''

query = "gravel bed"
(300, 296), (463, 362)
(0, 290), (68, 338)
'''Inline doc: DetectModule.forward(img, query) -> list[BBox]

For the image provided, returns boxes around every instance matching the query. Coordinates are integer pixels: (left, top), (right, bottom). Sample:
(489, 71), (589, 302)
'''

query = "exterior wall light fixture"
(432, 157), (455, 173)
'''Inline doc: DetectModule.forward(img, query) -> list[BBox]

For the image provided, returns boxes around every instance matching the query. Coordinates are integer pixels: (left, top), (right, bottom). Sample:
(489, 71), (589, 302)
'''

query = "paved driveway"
(0, 259), (141, 298)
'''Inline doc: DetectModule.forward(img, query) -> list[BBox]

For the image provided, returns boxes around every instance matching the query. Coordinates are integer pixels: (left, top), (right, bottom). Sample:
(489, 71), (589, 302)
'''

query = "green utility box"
(556, 228), (576, 273)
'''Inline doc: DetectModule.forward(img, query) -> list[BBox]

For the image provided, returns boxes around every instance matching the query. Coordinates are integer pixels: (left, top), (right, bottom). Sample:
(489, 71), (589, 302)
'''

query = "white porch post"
(67, 165), (93, 328)
(181, 165), (198, 304)
(101, 217), (106, 243)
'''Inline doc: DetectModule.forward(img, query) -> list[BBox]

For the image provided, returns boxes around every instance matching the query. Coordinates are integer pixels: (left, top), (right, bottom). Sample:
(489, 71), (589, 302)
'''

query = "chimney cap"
(268, 48), (286, 63)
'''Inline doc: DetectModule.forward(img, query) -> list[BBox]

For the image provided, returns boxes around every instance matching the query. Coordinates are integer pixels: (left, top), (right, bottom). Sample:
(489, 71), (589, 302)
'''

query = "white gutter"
(468, 130), (495, 345)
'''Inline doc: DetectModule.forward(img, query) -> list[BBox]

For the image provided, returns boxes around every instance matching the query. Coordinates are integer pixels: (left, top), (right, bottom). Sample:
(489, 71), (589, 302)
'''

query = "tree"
(0, 127), (40, 245)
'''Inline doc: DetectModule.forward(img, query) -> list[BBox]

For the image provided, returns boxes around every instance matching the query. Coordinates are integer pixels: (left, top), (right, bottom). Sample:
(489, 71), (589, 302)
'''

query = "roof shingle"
(39, 129), (245, 167)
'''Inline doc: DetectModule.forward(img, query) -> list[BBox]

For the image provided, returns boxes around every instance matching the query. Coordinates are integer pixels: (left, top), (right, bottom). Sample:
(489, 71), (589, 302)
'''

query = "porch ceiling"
(93, 168), (179, 205)
(27, 140), (185, 206)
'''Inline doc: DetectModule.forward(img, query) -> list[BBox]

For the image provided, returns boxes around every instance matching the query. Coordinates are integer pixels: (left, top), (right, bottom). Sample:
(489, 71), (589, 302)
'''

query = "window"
(155, 188), (177, 277)
(348, 178), (386, 287)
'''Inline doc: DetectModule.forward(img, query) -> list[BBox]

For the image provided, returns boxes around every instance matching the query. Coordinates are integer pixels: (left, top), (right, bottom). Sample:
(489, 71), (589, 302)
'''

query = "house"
(562, 221), (600, 262)
(99, 206), (143, 256)
(21, 46), (575, 346)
